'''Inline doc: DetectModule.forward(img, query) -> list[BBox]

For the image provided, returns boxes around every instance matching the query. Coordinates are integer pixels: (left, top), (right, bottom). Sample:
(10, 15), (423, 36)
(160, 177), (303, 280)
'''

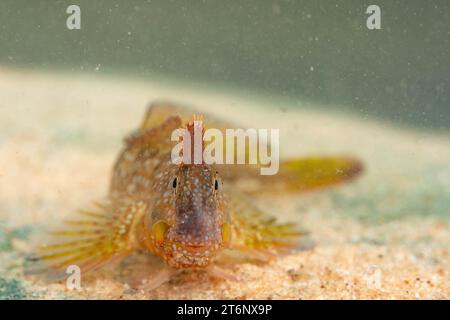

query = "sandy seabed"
(0, 67), (449, 299)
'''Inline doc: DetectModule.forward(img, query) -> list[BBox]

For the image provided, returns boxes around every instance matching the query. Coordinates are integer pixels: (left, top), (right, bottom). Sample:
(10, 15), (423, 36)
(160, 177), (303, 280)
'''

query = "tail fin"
(222, 156), (363, 194)
(274, 156), (364, 192)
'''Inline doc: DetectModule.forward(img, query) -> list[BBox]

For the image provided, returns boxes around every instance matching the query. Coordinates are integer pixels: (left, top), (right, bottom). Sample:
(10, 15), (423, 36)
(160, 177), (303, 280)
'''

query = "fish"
(28, 101), (363, 290)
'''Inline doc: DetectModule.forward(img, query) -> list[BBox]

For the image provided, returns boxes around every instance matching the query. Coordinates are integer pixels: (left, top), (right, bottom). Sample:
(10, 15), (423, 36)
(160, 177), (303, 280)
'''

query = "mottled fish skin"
(144, 162), (228, 268)
(108, 117), (229, 268)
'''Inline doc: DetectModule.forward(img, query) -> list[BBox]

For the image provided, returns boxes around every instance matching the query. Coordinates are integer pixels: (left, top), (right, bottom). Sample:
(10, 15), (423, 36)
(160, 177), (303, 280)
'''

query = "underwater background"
(0, 0), (449, 130)
(0, 1), (449, 299)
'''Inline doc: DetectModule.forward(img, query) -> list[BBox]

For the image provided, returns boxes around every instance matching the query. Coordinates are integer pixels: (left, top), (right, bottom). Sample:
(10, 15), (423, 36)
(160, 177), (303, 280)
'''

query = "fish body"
(32, 102), (363, 285)
(108, 116), (228, 269)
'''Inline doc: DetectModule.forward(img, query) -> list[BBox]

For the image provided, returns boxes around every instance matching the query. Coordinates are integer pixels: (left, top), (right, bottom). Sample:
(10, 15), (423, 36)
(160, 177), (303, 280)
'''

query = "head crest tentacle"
(184, 114), (205, 165)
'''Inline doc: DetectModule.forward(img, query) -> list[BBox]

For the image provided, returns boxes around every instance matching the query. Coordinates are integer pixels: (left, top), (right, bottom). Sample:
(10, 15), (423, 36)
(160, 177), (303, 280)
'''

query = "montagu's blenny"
(30, 101), (363, 289)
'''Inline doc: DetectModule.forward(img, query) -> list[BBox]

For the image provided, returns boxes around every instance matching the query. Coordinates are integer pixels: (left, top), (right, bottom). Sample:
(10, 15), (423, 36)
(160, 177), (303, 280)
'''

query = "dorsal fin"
(125, 115), (182, 149)
(139, 101), (182, 131)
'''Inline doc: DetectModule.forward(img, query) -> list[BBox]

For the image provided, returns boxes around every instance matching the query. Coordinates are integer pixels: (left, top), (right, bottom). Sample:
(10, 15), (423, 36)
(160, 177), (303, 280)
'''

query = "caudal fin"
(274, 156), (364, 192)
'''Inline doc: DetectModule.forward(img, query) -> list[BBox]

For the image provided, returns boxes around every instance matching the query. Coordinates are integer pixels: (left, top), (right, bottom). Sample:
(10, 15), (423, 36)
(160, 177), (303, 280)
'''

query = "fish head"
(149, 162), (230, 268)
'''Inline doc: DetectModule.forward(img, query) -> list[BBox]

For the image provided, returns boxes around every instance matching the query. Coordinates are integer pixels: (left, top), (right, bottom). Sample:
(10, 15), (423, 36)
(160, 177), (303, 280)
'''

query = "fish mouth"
(182, 243), (217, 252)
(161, 239), (222, 268)
(168, 240), (220, 254)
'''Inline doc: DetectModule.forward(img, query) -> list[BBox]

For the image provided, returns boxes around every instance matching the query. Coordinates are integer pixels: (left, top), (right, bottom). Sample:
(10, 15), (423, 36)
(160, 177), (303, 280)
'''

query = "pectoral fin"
(26, 199), (147, 280)
(227, 192), (306, 259)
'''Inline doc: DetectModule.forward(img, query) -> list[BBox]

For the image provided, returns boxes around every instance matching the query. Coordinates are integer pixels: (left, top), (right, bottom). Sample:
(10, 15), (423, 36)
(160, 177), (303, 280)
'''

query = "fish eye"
(214, 178), (222, 191)
(171, 177), (177, 189)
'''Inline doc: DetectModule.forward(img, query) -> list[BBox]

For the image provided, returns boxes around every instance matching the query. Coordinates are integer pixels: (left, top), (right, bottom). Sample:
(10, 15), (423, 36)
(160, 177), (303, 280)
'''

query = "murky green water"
(0, 0), (449, 130)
